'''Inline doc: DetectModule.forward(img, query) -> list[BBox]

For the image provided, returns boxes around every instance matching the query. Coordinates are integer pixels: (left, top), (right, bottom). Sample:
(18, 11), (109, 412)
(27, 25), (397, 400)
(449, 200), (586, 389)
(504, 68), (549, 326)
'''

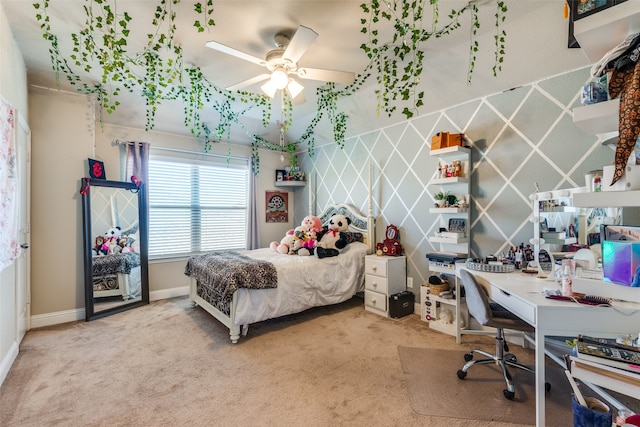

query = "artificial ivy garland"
(33, 0), (507, 172)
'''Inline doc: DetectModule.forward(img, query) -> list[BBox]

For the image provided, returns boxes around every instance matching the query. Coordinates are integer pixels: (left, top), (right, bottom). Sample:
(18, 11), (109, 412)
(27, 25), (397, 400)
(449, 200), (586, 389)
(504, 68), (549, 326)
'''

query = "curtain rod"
(112, 140), (248, 162)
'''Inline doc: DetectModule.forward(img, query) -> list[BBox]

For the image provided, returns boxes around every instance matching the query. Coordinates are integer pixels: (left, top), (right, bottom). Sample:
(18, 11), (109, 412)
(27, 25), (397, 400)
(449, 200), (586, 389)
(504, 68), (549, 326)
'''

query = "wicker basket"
(428, 283), (450, 295)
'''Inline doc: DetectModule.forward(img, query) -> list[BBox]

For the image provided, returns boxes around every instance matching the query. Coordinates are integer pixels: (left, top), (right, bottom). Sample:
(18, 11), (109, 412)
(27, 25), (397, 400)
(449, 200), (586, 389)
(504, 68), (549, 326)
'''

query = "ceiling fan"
(205, 25), (355, 101)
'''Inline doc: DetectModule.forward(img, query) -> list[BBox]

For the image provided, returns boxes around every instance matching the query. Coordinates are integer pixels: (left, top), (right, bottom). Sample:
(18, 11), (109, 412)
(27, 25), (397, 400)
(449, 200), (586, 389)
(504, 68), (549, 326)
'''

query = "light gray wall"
(296, 66), (613, 296)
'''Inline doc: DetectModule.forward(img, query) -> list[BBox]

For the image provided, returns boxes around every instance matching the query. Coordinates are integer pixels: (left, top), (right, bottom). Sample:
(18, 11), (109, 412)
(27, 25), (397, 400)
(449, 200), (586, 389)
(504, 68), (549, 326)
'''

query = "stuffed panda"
(101, 226), (122, 255)
(315, 214), (351, 259)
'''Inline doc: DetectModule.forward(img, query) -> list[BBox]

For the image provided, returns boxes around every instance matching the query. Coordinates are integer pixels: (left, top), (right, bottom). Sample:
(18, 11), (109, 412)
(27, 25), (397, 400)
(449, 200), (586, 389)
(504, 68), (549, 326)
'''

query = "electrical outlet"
(407, 277), (413, 289)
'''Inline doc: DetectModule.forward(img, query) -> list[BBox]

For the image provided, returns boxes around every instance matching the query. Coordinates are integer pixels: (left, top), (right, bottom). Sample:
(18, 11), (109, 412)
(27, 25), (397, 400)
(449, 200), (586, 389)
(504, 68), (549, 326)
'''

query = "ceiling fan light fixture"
(271, 69), (289, 89)
(261, 80), (277, 98)
(286, 79), (304, 99)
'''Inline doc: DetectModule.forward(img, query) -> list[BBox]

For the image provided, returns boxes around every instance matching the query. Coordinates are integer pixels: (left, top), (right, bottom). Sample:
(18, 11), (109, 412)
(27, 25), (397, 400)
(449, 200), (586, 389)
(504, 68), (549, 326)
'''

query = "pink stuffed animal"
(270, 215), (322, 254)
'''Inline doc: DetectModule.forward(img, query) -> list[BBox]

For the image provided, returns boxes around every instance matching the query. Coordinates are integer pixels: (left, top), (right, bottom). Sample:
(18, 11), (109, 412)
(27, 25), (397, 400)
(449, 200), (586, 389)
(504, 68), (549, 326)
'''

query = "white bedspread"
(234, 242), (368, 325)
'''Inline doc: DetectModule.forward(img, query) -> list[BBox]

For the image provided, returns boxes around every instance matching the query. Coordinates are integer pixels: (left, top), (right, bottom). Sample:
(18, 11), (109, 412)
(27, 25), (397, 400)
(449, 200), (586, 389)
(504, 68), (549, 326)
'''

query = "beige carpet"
(1, 296), (633, 427)
(398, 346), (575, 425)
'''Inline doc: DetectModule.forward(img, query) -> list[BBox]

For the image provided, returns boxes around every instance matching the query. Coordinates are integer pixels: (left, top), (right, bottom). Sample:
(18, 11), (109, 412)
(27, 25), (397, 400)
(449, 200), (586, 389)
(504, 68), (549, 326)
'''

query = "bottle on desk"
(561, 260), (575, 296)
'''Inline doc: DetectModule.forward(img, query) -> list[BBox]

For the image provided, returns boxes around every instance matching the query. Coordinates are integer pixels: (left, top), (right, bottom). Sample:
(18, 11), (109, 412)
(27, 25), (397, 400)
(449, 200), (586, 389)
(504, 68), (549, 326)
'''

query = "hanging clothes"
(608, 61), (640, 186)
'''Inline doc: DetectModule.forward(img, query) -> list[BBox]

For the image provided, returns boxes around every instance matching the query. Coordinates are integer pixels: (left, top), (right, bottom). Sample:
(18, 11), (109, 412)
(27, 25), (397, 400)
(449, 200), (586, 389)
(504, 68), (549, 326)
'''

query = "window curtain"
(124, 141), (150, 184)
(0, 96), (18, 270)
(247, 160), (260, 250)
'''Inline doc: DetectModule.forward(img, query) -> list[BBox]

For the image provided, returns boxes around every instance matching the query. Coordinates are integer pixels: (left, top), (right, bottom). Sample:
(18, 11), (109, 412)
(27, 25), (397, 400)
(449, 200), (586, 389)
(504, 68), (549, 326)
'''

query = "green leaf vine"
(359, 0), (508, 119)
(32, 0), (508, 173)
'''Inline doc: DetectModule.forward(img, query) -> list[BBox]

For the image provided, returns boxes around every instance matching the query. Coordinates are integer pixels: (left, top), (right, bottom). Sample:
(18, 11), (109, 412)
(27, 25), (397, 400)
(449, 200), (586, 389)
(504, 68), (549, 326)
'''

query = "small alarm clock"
(376, 225), (403, 256)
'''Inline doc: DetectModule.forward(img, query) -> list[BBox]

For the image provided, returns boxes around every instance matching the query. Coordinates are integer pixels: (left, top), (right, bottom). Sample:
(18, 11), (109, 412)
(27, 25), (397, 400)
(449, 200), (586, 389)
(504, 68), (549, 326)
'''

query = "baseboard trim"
(30, 286), (190, 329)
(150, 286), (189, 301)
(0, 341), (19, 387)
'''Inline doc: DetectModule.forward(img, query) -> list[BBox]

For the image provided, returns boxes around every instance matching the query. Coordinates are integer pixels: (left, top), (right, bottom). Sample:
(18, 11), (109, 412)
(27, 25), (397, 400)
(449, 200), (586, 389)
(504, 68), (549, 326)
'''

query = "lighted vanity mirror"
(81, 178), (149, 320)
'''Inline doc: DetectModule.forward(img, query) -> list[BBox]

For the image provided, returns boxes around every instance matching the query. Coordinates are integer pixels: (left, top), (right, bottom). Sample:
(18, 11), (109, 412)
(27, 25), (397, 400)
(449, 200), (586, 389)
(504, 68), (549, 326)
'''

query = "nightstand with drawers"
(364, 255), (407, 317)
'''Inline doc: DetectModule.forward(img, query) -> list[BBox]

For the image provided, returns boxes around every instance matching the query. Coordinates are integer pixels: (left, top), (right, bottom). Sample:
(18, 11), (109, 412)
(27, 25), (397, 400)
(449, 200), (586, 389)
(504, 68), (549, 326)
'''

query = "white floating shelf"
(429, 236), (468, 244)
(429, 145), (470, 160)
(431, 177), (468, 185)
(573, 190), (640, 208)
(274, 181), (306, 188)
(573, 99), (619, 135)
(429, 207), (468, 214)
(573, 1), (640, 63)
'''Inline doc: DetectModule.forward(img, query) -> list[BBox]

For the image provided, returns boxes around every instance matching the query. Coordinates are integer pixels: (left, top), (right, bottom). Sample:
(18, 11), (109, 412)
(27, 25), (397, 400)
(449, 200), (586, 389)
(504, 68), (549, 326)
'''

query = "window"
(148, 149), (250, 259)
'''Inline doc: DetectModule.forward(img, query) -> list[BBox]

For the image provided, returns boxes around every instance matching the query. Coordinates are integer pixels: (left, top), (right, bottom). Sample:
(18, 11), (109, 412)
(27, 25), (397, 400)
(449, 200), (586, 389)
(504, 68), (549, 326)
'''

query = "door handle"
(20, 243), (29, 249)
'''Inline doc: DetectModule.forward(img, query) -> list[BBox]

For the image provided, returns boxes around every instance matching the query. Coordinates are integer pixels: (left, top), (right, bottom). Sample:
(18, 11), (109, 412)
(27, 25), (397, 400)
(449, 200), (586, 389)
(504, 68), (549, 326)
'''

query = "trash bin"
(572, 396), (612, 427)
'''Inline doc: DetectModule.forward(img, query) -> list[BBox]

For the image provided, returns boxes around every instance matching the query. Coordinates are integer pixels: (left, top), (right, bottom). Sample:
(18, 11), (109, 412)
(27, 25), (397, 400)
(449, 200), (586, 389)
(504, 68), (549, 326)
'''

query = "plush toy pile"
(93, 226), (140, 256)
(270, 215), (322, 255)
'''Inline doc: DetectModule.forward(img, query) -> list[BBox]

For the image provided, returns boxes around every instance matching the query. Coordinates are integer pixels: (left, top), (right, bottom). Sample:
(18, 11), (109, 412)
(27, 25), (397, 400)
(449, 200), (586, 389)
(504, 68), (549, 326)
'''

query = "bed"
(92, 252), (142, 300)
(186, 201), (375, 343)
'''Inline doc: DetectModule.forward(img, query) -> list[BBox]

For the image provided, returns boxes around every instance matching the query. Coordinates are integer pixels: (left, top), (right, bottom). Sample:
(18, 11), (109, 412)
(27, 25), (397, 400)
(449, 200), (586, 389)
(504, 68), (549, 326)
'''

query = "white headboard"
(318, 204), (375, 254)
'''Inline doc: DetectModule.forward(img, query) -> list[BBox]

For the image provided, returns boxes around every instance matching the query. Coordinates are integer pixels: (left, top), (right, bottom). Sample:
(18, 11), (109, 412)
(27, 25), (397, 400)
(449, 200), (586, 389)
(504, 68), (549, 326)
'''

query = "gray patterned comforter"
(184, 251), (278, 299)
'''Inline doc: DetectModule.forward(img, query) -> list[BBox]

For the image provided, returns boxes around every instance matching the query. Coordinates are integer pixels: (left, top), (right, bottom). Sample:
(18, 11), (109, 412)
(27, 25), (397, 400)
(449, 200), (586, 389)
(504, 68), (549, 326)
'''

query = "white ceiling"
(1, 0), (591, 147)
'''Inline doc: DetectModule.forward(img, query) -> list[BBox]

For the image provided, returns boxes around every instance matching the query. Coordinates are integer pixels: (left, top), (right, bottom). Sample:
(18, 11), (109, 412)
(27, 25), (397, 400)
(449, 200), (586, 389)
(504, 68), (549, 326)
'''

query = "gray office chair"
(456, 269), (540, 400)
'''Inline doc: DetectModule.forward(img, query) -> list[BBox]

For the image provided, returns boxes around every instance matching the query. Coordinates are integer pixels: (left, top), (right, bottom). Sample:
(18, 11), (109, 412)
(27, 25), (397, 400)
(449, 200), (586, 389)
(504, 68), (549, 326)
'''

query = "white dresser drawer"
(490, 284), (536, 326)
(365, 257), (388, 277)
(365, 289), (387, 312)
(365, 273), (389, 294)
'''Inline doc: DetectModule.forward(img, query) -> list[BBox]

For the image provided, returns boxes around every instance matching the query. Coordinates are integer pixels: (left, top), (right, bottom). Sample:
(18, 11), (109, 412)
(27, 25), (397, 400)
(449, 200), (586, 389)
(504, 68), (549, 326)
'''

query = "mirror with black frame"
(81, 178), (149, 320)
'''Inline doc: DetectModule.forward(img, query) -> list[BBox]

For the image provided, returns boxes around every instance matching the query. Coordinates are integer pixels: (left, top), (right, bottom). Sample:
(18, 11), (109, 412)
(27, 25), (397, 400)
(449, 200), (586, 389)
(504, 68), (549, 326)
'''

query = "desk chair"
(456, 269), (538, 400)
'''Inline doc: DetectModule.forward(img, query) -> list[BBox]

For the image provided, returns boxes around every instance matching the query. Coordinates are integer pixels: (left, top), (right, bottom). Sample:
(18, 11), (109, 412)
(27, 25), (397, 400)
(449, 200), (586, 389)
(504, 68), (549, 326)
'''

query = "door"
(16, 113), (30, 340)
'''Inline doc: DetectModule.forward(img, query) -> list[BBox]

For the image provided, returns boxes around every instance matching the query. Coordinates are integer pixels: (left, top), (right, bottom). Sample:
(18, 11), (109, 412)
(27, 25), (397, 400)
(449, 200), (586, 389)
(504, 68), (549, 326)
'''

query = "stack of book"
(569, 335), (640, 399)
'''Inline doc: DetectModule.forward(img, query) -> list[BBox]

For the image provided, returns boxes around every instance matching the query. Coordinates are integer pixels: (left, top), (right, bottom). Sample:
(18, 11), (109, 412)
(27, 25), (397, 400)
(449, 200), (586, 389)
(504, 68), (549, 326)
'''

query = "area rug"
(398, 346), (575, 425)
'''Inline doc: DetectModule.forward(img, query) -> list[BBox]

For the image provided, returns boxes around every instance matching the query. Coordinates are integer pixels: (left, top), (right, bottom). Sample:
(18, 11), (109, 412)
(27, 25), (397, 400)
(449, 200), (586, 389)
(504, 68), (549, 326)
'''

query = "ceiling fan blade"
(282, 26), (318, 64)
(205, 41), (265, 66)
(291, 92), (306, 105)
(297, 68), (355, 84)
(227, 74), (270, 91)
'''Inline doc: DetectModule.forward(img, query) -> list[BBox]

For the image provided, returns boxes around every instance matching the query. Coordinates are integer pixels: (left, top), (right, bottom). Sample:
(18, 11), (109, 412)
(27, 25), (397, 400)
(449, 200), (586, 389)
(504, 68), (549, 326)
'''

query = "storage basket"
(428, 283), (450, 295)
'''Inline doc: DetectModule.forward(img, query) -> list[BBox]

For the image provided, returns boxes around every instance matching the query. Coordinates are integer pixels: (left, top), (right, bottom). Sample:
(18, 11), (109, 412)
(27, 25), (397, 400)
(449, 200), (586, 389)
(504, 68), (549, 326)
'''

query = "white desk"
(465, 269), (640, 427)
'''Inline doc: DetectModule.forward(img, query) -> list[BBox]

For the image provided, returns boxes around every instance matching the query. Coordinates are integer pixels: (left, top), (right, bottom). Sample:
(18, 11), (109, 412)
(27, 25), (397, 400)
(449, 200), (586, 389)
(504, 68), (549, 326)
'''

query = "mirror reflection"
(537, 248), (555, 279)
(82, 178), (149, 320)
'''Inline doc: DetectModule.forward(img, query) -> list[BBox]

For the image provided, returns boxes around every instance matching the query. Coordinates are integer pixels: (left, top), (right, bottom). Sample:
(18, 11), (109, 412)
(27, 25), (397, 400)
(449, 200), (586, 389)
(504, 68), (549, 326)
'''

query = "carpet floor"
(398, 346), (575, 425)
(1, 296), (636, 426)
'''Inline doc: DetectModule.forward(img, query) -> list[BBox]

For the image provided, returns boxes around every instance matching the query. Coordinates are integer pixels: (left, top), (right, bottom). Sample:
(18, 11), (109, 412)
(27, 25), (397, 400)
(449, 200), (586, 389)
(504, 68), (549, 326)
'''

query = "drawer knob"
(372, 281), (378, 288)
(371, 298), (376, 304)
(372, 266), (377, 271)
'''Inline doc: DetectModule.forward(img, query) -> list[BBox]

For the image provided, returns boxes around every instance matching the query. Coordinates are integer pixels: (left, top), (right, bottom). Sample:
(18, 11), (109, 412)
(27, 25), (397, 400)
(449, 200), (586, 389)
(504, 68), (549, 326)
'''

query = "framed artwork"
(448, 218), (466, 233)
(275, 169), (285, 182)
(265, 191), (288, 223)
(88, 158), (106, 180)
(568, 0), (627, 48)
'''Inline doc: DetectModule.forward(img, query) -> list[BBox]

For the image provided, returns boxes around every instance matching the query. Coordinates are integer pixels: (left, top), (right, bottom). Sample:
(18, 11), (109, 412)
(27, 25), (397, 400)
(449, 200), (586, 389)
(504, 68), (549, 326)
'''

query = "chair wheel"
(463, 353), (473, 362)
(545, 382), (551, 392)
(503, 389), (515, 400)
(457, 370), (467, 379)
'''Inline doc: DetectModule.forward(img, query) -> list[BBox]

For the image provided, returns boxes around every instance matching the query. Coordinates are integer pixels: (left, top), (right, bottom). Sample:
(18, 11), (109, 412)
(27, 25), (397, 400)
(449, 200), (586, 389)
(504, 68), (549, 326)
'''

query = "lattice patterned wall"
(295, 66), (615, 291)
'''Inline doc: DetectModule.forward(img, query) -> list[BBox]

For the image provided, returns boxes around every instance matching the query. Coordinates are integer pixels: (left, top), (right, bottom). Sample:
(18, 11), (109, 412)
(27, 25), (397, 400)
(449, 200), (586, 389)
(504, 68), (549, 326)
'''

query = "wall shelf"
(274, 181), (306, 188)
(573, 99), (619, 135)
(431, 177), (468, 185)
(573, 1), (640, 63)
(429, 207), (468, 214)
(573, 190), (640, 208)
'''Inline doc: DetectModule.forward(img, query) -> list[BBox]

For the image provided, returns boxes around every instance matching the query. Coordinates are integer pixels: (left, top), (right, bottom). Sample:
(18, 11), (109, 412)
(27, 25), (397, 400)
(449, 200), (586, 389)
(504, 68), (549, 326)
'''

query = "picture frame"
(275, 169), (285, 182)
(448, 218), (466, 233)
(265, 191), (288, 223)
(567, 0), (627, 48)
(88, 158), (106, 180)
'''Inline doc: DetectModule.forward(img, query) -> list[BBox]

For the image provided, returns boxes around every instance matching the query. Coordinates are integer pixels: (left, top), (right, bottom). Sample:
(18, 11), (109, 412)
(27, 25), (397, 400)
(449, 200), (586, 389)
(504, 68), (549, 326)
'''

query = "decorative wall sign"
(265, 191), (288, 223)
(88, 158), (106, 180)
